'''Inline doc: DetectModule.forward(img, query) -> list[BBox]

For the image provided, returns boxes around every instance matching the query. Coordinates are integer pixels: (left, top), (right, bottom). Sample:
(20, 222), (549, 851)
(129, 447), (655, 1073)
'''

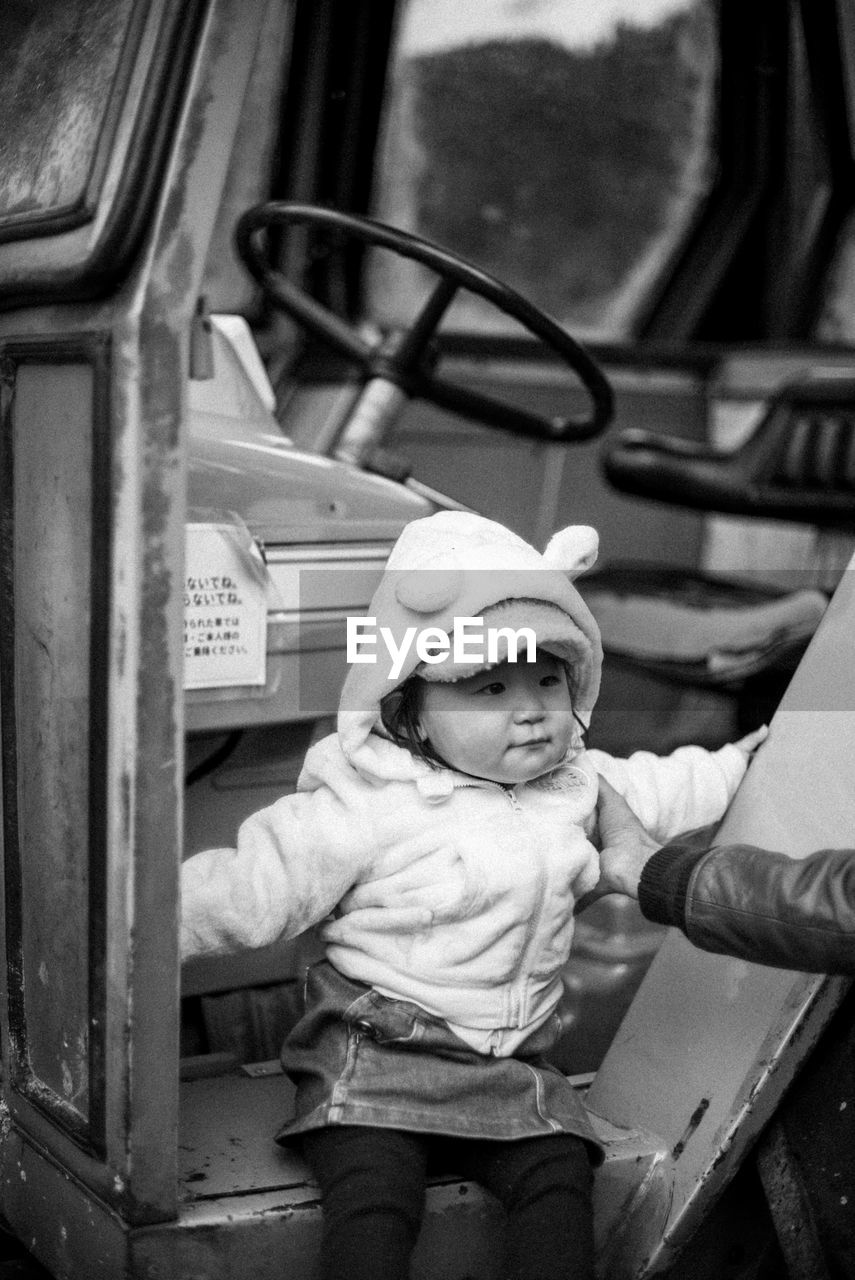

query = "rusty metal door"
(0, 3), (269, 1275)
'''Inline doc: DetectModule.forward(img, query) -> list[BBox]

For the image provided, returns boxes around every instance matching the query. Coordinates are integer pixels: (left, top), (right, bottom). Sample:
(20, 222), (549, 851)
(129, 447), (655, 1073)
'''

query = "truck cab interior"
(0, 2), (852, 1277)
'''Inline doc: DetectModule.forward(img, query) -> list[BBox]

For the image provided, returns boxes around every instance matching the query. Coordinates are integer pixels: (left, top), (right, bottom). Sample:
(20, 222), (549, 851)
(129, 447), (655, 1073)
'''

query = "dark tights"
(301, 1125), (595, 1280)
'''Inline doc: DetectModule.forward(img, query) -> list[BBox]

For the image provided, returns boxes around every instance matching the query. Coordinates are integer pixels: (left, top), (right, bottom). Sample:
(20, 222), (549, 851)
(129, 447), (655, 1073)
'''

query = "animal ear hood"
(336, 511), (603, 774)
(542, 526), (599, 580)
(395, 568), (463, 613)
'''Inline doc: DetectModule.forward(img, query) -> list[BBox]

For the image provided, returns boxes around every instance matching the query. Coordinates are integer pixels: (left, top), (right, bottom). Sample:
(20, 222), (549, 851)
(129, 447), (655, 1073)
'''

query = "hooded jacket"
(181, 513), (748, 1055)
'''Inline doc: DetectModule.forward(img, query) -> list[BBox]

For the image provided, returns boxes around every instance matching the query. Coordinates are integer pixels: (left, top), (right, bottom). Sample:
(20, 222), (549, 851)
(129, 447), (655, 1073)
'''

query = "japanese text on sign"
(184, 524), (268, 690)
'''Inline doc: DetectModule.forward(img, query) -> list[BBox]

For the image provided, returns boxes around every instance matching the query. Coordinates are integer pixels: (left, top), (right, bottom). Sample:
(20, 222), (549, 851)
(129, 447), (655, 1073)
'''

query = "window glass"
(0, 0), (135, 235)
(369, 0), (717, 339)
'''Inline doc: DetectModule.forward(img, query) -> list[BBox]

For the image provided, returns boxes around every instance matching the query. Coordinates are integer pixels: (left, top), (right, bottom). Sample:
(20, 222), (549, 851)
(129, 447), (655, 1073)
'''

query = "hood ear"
(542, 525), (599, 580)
(395, 568), (463, 613)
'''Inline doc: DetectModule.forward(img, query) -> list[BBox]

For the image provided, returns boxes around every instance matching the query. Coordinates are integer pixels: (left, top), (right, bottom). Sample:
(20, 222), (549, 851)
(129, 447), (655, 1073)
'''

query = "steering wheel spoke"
(388, 276), (459, 371)
(423, 374), (604, 442)
(252, 255), (373, 364)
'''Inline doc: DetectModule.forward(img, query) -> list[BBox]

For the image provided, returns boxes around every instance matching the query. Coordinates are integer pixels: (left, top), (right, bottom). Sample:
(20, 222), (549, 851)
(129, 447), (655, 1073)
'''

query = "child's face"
(418, 651), (575, 784)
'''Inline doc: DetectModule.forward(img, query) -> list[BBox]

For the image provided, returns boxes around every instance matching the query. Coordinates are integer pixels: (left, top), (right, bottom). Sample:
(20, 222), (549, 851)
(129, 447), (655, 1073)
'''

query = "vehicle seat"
(589, 370), (855, 726)
(603, 369), (855, 528)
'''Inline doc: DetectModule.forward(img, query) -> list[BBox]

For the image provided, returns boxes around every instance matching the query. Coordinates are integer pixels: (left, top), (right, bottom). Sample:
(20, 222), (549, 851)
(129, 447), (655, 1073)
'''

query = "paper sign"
(184, 523), (268, 690)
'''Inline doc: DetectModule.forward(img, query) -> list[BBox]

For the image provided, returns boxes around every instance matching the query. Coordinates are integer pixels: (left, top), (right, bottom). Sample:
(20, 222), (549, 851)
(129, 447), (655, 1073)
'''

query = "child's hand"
(734, 725), (768, 757)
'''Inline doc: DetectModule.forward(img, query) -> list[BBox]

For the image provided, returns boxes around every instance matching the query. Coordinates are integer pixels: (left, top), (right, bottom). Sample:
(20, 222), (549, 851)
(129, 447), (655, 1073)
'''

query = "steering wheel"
(235, 203), (614, 460)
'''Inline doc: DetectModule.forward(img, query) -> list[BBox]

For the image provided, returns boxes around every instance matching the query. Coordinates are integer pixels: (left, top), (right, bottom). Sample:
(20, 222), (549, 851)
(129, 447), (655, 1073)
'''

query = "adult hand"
(575, 777), (660, 913)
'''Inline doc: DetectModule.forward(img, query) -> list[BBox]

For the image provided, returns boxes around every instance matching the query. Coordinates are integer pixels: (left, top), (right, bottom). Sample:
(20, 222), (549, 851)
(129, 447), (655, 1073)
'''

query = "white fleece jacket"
(181, 731), (747, 1056)
(182, 511), (751, 1055)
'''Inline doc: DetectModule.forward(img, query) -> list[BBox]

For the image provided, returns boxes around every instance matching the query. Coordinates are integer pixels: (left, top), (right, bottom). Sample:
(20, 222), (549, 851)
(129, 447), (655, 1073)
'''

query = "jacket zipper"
(505, 788), (523, 814)
(512, 814), (547, 1029)
(496, 786), (530, 1028)
(497, 785), (546, 1028)
(452, 778), (546, 1032)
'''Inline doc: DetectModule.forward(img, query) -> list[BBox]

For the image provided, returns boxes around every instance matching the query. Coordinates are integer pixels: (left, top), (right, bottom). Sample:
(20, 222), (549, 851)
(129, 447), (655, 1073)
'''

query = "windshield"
(368, 0), (718, 340)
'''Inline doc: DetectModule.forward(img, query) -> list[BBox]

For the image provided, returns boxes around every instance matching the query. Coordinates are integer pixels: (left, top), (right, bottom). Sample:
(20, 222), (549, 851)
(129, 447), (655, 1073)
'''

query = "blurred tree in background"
(405, 5), (712, 329)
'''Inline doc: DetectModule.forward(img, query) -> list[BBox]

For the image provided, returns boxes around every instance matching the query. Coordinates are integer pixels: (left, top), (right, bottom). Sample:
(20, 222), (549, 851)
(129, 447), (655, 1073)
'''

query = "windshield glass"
(369, 0), (717, 340)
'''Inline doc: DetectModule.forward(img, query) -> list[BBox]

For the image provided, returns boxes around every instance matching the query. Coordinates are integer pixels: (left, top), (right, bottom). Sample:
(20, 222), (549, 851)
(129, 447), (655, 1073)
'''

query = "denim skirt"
(276, 961), (603, 1162)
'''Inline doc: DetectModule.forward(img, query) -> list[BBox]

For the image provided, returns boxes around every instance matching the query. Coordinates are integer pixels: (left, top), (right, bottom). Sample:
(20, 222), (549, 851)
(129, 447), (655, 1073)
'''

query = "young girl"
(181, 511), (762, 1280)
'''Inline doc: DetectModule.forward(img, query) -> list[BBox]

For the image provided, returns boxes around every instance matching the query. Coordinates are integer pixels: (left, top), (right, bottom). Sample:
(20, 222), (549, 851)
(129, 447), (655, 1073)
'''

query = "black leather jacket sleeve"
(638, 825), (855, 974)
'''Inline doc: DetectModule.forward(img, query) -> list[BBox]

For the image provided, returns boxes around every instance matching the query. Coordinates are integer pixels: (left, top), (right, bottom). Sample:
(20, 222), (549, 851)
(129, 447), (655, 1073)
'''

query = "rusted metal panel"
(0, 1124), (129, 1280)
(112, 0), (271, 1220)
(132, 1181), (504, 1280)
(0, 0), (276, 1263)
(0, 343), (112, 1153)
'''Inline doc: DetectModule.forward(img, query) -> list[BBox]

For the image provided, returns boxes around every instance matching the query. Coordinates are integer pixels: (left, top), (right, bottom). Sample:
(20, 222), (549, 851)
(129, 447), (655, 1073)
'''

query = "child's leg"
(300, 1125), (429, 1280)
(450, 1133), (596, 1280)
